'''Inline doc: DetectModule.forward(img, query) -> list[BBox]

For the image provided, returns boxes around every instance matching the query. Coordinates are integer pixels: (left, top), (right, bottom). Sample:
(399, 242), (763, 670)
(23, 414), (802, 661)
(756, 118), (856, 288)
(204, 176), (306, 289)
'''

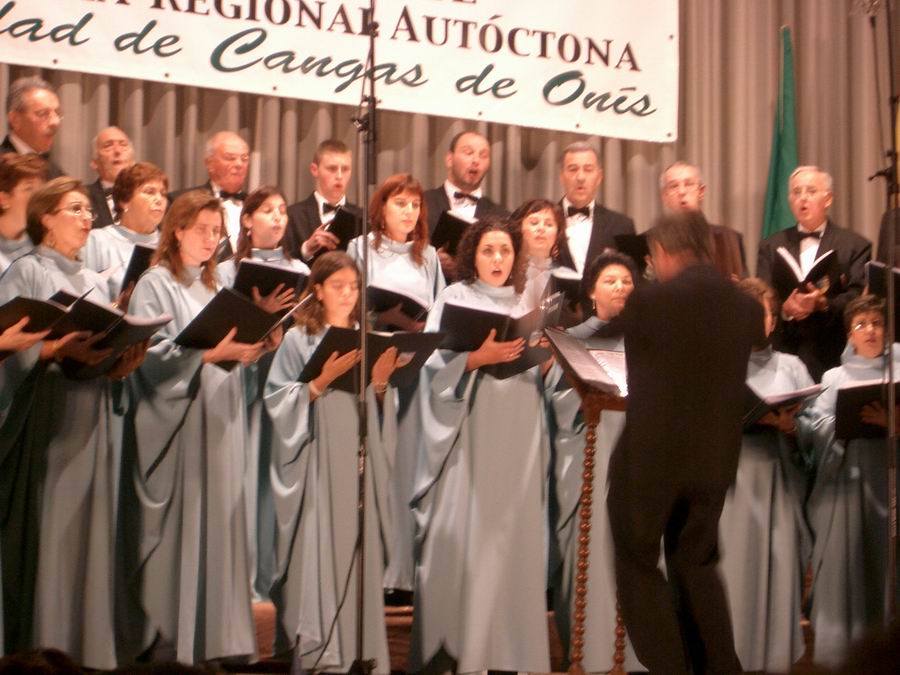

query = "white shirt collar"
(444, 179), (482, 203)
(797, 219), (827, 235)
(562, 196), (595, 219)
(314, 190), (346, 212)
(8, 132), (37, 155)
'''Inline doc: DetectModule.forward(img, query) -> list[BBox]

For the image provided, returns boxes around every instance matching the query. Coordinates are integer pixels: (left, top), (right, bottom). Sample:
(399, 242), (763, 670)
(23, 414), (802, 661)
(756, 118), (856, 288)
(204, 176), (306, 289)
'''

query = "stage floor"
(233, 602), (817, 674)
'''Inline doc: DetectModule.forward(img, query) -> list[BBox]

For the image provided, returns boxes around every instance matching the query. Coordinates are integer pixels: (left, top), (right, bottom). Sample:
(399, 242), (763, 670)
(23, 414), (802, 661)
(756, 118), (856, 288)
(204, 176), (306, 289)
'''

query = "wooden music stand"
(545, 328), (628, 675)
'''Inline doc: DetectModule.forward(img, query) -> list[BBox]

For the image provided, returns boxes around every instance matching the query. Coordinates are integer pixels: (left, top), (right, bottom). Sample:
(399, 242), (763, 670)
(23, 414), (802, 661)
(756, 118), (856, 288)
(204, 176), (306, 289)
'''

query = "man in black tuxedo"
(757, 166), (871, 381)
(86, 126), (135, 228)
(557, 141), (634, 276)
(284, 138), (362, 262)
(608, 211), (763, 675)
(661, 161), (747, 278)
(2, 76), (64, 179)
(169, 130), (250, 253)
(422, 130), (507, 279)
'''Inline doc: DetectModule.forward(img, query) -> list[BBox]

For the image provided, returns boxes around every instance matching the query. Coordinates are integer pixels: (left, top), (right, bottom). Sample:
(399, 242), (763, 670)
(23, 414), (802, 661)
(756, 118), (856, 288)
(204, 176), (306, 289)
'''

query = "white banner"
(0, 0), (679, 142)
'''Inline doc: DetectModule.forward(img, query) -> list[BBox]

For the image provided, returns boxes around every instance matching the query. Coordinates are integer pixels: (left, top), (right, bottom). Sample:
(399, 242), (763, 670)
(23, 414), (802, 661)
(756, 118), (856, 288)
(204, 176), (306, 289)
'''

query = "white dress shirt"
(562, 197), (594, 274)
(444, 180), (482, 222)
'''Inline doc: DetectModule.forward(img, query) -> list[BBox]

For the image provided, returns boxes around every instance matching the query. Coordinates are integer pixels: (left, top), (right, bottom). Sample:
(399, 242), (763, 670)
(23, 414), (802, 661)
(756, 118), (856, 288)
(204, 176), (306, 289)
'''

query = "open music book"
(742, 383), (823, 430)
(544, 327), (627, 396)
(233, 258), (309, 309)
(771, 246), (836, 300)
(835, 378), (900, 440)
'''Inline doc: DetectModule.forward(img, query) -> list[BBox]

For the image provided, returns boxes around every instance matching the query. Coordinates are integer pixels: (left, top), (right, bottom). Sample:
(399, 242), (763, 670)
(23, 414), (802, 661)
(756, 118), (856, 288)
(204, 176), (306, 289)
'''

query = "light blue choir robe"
(218, 249), (310, 602)
(409, 280), (551, 674)
(0, 232), (33, 273)
(517, 255), (554, 313)
(82, 224), (159, 300)
(347, 233), (445, 593)
(718, 347), (812, 673)
(126, 264), (256, 664)
(263, 325), (395, 672)
(0, 246), (120, 669)
(546, 315), (643, 673)
(803, 347), (898, 667)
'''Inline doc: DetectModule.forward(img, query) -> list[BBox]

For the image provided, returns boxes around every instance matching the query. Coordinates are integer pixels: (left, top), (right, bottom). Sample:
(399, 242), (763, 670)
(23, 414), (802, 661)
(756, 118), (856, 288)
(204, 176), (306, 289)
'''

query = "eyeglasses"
(52, 204), (97, 221)
(30, 109), (63, 122)
(851, 319), (885, 332)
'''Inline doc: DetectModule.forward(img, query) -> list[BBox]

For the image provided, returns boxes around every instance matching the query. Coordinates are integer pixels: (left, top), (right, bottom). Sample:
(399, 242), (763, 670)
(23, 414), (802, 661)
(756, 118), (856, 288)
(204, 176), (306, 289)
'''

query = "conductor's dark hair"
(510, 198), (566, 260)
(454, 215), (526, 294)
(843, 294), (885, 334)
(448, 130), (488, 153)
(645, 210), (713, 264)
(295, 251), (361, 335)
(582, 251), (638, 301)
(0, 648), (83, 674)
(25, 176), (88, 245)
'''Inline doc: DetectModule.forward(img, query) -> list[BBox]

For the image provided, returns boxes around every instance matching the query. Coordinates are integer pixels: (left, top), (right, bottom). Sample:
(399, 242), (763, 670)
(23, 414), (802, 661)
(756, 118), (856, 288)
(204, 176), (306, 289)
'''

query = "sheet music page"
(589, 349), (628, 396)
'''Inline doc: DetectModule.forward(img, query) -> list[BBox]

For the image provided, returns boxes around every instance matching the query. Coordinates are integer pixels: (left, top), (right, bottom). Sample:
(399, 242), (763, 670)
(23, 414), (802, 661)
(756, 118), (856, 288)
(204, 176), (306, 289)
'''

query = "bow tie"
(567, 205), (591, 218)
(322, 202), (339, 214)
(798, 230), (822, 241)
(102, 186), (114, 198)
(219, 189), (247, 202)
(454, 191), (478, 204)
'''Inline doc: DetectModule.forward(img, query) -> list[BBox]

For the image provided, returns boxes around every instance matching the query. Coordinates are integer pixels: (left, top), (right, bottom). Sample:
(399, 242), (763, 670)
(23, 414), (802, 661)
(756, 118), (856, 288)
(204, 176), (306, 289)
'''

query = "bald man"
(170, 130), (250, 250)
(87, 126), (135, 228)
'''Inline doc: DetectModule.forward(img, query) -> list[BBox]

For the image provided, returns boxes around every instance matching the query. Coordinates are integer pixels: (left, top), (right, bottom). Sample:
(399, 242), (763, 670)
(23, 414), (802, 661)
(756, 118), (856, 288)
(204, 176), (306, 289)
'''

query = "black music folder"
(742, 383), (823, 430)
(120, 243), (156, 291)
(233, 258), (309, 300)
(835, 378), (900, 440)
(0, 296), (69, 335)
(367, 285), (429, 324)
(325, 207), (363, 251)
(770, 246), (836, 300)
(298, 327), (445, 392)
(544, 327), (627, 396)
(431, 210), (475, 256)
(174, 287), (284, 370)
(439, 292), (563, 379)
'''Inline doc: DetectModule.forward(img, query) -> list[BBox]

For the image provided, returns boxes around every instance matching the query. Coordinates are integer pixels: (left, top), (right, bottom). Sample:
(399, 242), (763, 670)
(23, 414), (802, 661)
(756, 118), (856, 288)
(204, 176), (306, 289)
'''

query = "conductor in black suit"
(86, 126), (135, 228)
(557, 141), (635, 276)
(608, 211), (763, 675)
(756, 166), (871, 381)
(2, 76), (64, 179)
(284, 138), (362, 262)
(422, 130), (507, 279)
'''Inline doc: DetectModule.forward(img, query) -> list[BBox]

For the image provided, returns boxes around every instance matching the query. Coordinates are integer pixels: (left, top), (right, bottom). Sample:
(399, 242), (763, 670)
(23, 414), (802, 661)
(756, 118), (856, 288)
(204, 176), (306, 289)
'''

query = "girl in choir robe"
(717, 278), (812, 673)
(546, 251), (643, 673)
(263, 251), (399, 672)
(216, 186), (308, 603)
(83, 162), (167, 300)
(804, 295), (895, 668)
(511, 198), (569, 313)
(0, 177), (147, 668)
(126, 191), (280, 664)
(347, 173), (445, 600)
(409, 216), (551, 675)
(0, 153), (46, 271)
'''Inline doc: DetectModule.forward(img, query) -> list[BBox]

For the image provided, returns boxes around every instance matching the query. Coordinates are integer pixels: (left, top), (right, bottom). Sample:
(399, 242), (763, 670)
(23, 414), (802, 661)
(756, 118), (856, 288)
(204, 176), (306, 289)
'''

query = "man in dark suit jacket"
(284, 139), (363, 262)
(422, 131), (507, 279)
(557, 141), (634, 275)
(86, 126), (135, 228)
(660, 161), (747, 277)
(757, 166), (871, 381)
(607, 211), (764, 675)
(3, 76), (64, 179)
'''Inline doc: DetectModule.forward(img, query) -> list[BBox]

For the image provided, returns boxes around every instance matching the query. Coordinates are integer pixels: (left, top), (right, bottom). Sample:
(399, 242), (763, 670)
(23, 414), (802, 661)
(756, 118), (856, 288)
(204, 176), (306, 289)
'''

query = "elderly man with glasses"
(1, 76), (65, 179)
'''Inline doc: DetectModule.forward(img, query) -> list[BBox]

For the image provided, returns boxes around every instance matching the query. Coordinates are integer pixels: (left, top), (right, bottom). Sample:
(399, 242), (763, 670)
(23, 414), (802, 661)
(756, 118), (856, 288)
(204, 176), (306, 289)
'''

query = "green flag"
(762, 26), (799, 239)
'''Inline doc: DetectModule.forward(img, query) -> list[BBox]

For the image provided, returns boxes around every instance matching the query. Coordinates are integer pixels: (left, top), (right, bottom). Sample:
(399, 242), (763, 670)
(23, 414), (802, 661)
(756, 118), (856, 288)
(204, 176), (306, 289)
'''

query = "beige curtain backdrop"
(1, 0), (897, 273)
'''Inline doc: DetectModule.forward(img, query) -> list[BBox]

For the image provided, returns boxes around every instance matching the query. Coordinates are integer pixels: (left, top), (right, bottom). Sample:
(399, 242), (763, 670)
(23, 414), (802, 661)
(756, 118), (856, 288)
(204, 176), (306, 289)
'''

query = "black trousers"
(607, 467), (742, 675)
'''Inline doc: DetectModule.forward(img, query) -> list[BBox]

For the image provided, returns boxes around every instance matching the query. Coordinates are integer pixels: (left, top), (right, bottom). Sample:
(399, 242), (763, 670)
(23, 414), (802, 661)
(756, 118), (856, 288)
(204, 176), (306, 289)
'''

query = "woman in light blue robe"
(347, 173), (444, 598)
(547, 251), (643, 673)
(510, 198), (571, 315)
(82, 162), (167, 300)
(264, 251), (398, 672)
(717, 278), (812, 673)
(0, 153), (46, 272)
(803, 295), (894, 668)
(410, 217), (551, 674)
(216, 186), (309, 604)
(0, 178), (145, 668)
(125, 190), (279, 664)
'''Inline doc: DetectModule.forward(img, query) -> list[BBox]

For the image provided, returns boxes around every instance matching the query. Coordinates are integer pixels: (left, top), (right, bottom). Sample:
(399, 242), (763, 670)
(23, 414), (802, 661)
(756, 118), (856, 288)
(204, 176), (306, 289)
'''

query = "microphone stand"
(865, 0), (899, 621)
(349, 1), (378, 672)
